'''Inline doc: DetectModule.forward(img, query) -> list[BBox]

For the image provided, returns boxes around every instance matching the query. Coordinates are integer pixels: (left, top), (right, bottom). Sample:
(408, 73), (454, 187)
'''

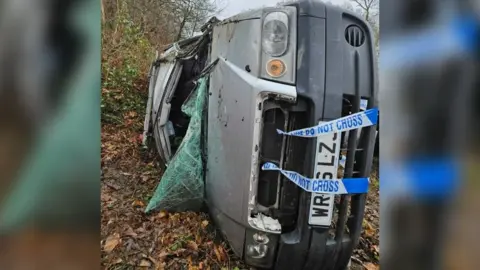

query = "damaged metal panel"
(144, 30), (212, 164)
(144, 19), (216, 214)
(210, 16), (263, 78)
(142, 51), (159, 146)
(205, 56), (297, 255)
(151, 61), (183, 163)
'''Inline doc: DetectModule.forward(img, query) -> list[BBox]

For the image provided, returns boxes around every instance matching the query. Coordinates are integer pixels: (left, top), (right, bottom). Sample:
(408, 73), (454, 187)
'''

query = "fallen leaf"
(364, 262), (379, 270)
(132, 200), (145, 207)
(170, 213), (180, 221)
(158, 252), (169, 261)
(125, 119), (134, 127)
(104, 233), (121, 252)
(195, 234), (202, 244)
(174, 248), (187, 256)
(105, 182), (120, 190)
(213, 246), (222, 261)
(148, 256), (158, 265)
(139, 259), (152, 267)
(113, 258), (123, 264)
(136, 227), (146, 235)
(155, 262), (166, 270)
(363, 220), (375, 237)
(217, 245), (226, 261)
(127, 111), (138, 118)
(201, 220), (209, 228)
(187, 241), (198, 251)
(158, 211), (168, 219)
(213, 245), (226, 262)
(101, 193), (113, 202)
(124, 226), (138, 238)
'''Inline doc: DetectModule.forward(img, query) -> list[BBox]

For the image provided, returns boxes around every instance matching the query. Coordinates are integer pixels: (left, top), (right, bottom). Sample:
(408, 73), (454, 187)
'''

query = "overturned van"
(143, 0), (378, 269)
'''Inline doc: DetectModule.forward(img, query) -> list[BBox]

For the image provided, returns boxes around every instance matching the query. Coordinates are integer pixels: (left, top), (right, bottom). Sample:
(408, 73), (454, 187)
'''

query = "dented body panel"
(206, 56), (297, 254)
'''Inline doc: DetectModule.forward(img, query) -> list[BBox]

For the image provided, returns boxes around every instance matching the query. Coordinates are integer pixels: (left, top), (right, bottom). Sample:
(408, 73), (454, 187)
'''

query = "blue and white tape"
(381, 15), (479, 70)
(276, 108), (378, 137)
(382, 157), (459, 198)
(261, 162), (369, 194)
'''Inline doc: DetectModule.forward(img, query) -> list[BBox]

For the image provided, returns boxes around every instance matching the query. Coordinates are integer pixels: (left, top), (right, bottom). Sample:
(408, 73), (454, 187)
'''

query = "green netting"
(145, 76), (208, 213)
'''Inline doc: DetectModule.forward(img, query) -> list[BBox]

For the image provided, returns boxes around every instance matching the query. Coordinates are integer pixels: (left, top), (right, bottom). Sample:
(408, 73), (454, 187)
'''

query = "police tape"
(276, 108), (378, 137)
(382, 158), (459, 198)
(261, 162), (369, 194)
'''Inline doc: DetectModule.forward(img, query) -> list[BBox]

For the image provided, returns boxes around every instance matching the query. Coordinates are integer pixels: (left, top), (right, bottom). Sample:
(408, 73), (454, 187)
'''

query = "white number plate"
(308, 124), (341, 226)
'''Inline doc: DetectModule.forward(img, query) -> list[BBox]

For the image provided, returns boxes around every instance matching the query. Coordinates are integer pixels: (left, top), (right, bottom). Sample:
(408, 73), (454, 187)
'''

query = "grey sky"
(217, 0), (349, 19)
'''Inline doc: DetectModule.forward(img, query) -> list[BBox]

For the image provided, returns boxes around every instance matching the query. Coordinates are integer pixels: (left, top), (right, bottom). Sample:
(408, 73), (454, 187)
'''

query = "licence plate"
(308, 126), (341, 226)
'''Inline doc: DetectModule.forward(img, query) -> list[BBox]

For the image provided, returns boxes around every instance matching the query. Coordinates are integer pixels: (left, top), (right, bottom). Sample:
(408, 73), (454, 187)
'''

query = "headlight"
(246, 243), (268, 259)
(253, 233), (270, 244)
(262, 12), (289, 57)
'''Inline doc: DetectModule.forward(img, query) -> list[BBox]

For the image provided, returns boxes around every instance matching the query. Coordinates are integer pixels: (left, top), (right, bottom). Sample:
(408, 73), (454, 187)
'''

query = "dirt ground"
(100, 122), (379, 270)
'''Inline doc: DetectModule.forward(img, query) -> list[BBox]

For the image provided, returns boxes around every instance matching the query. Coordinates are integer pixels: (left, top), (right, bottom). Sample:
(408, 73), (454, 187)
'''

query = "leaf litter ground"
(101, 117), (379, 270)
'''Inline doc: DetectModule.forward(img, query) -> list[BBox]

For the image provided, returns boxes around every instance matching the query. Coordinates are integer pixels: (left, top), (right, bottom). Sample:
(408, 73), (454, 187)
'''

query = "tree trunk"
(176, 16), (187, 41)
(190, 13), (198, 36)
(176, 1), (193, 41)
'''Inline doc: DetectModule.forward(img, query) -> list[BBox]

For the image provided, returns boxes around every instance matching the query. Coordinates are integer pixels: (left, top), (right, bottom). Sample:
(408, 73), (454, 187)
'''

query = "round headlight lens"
(246, 243), (268, 259)
(253, 233), (270, 244)
(262, 12), (289, 56)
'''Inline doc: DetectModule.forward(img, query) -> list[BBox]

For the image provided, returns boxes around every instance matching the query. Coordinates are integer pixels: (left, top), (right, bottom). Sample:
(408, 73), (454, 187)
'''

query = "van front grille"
(256, 98), (310, 232)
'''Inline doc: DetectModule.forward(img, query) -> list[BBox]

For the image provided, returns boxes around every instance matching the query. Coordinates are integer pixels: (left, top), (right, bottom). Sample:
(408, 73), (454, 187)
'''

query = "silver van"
(143, 1), (378, 269)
